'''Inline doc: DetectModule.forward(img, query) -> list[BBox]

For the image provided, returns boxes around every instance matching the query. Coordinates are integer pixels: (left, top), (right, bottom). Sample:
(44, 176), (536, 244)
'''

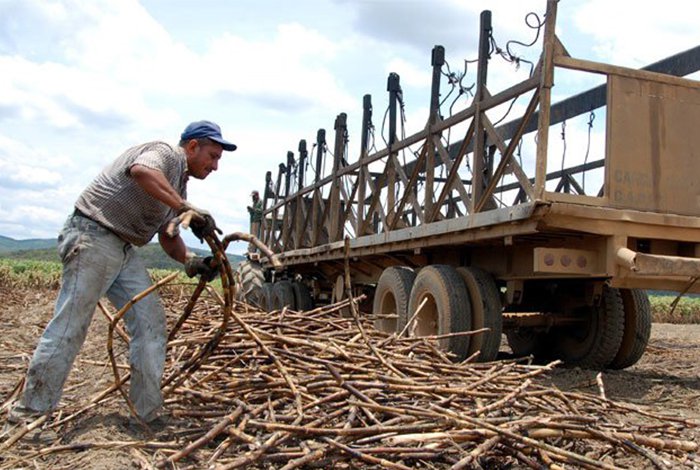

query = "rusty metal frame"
(258, 0), (700, 291)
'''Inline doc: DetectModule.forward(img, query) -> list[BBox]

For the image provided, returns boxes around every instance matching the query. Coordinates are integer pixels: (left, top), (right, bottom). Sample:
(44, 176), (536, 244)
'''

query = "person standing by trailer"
(8, 120), (236, 425)
(247, 189), (263, 252)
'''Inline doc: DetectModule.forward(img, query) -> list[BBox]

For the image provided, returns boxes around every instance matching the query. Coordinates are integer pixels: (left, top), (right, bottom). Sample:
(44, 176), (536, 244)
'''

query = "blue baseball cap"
(181, 120), (237, 151)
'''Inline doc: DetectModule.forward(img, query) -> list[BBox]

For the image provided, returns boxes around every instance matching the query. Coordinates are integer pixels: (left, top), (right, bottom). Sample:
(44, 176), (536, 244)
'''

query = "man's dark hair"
(178, 137), (215, 148)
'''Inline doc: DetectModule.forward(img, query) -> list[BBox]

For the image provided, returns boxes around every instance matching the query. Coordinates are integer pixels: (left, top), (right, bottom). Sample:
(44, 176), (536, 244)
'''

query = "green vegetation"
(0, 258), (63, 289)
(0, 242), (244, 271)
(0, 248), (59, 263)
(649, 295), (700, 324)
(0, 245), (204, 270)
(0, 258), (193, 290)
(0, 258), (231, 293)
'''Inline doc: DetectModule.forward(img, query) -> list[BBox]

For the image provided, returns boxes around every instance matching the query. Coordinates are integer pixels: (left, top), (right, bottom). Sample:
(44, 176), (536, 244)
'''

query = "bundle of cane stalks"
(5, 285), (697, 470)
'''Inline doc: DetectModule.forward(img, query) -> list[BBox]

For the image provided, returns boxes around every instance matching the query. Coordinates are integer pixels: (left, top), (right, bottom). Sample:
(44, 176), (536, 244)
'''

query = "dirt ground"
(0, 285), (699, 469)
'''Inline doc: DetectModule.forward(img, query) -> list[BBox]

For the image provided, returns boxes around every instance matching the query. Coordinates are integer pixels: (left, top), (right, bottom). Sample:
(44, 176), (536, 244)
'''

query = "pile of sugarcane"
(1, 233), (698, 469)
(157, 295), (700, 469)
(2, 288), (699, 469)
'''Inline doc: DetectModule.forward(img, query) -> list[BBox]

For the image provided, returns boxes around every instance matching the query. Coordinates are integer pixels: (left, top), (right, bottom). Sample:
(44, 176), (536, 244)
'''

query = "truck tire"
(260, 282), (275, 312)
(332, 275), (351, 317)
(373, 267), (416, 333)
(553, 286), (625, 370)
(272, 281), (296, 311)
(456, 267), (503, 362)
(407, 265), (471, 360)
(236, 260), (265, 307)
(608, 288), (651, 369)
(506, 327), (549, 360)
(292, 281), (315, 311)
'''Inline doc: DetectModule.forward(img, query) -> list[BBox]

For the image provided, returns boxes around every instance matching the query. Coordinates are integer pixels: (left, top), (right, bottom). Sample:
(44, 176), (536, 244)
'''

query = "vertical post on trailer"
(330, 113), (347, 241)
(388, 74), (400, 147)
(298, 140), (307, 192)
(274, 163), (285, 206)
(360, 95), (372, 154)
(311, 129), (326, 246)
(357, 94), (372, 234)
(387, 72), (401, 229)
(315, 129), (325, 184)
(535, 0), (558, 200)
(262, 170), (272, 245)
(295, 140), (308, 249)
(472, 10), (492, 214)
(332, 114), (346, 175)
(281, 151), (294, 249)
(427, 45), (444, 221)
(271, 162), (285, 249)
(285, 151), (294, 199)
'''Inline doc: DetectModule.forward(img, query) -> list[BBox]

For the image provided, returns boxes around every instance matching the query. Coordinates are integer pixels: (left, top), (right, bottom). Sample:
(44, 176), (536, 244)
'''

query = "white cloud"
(203, 23), (354, 114)
(573, 0), (698, 67)
(0, 136), (67, 188)
(0, 200), (67, 239)
(0, 56), (166, 130)
(385, 58), (431, 89)
(1, 1), (356, 134)
(0, 0), (697, 254)
(0, 161), (62, 188)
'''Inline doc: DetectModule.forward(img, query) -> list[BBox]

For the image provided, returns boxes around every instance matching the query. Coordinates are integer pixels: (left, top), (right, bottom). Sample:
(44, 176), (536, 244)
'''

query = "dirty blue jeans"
(20, 213), (167, 422)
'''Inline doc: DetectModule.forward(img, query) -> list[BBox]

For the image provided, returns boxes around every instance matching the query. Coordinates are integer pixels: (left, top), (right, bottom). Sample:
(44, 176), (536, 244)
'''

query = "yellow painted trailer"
(238, 0), (700, 370)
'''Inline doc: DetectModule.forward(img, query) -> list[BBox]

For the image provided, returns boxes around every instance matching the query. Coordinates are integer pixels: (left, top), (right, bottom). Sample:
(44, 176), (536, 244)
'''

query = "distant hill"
(0, 235), (55, 252)
(0, 235), (244, 270)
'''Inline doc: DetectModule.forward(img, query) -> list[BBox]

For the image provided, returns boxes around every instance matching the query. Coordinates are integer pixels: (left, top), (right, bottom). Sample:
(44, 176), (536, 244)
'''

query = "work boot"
(7, 404), (46, 425)
(4, 404), (57, 444)
(147, 414), (175, 431)
(124, 412), (175, 437)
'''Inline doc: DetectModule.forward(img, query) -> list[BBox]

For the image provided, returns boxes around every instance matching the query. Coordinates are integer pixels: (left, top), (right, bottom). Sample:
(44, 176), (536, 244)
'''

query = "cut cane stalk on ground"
(1, 228), (699, 468)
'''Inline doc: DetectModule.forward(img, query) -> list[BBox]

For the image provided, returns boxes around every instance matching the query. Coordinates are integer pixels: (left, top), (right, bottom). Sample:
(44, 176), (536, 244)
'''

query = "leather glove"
(184, 254), (219, 282)
(178, 201), (220, 242)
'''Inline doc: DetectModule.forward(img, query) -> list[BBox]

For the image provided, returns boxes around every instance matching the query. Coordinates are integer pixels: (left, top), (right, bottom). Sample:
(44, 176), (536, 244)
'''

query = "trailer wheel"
(608, 288), (651, 369)
(456, 267), (503, 362)
(236, 260), (265, 307)
(407, 265), (471, 360)
(506, 328), (548, 359)
(292, 281), (315, 311)
(272, 281), (296, 311)
(553, 286), (625, 370)
(260, 282), (275, 312)
(332, 275), (351, 317)
(373, 267), (416, 333)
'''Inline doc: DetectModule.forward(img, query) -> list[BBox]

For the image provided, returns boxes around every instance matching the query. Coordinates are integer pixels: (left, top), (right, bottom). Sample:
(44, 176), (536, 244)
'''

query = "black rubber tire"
(272, 281), (296, 311)
(506, 328), (549, 360)
(373, 267), (416, 333)
(332, 275), (351, 317)
(292, 281), (315, 311)
(407, 265), (472, 360)
(236, 260), (265, 307)
(553, 286), (625, 370)
(457, 267), (503, 362)
(260, 282), (275, 312)
(608, 288), (652, 369)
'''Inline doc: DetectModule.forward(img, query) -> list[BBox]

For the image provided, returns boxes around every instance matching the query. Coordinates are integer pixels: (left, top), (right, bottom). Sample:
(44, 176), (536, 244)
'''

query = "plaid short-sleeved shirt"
(75, 141), (188, 246)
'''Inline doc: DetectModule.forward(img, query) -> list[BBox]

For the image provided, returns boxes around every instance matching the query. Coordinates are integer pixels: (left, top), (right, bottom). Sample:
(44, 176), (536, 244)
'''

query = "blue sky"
(1, 0), (698, 254)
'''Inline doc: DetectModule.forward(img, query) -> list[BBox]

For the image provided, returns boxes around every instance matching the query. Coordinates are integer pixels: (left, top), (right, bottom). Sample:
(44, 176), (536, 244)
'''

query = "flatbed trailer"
(238, 0), (700, 370)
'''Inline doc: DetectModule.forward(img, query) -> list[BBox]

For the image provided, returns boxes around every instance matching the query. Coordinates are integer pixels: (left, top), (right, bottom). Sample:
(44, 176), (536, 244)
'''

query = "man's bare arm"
(130, 164), (185, 211)
(159, 231), (188, 264)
